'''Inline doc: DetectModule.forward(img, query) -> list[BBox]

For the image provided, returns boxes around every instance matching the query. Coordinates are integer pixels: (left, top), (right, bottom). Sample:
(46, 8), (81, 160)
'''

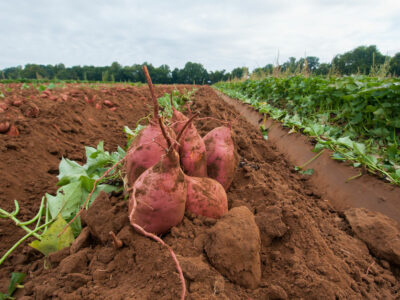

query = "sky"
(0, 0), (399, 71)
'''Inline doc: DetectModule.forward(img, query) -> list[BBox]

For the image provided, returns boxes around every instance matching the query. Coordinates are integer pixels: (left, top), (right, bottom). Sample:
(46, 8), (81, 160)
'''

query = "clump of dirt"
(0, 85), (399, 299)
(204, 206), (261, 289)
(345, 208), (400, 265)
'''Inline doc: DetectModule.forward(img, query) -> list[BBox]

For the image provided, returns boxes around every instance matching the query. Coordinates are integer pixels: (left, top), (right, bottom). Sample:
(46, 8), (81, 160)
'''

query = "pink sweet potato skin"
(129, 149), (186, 234)
(179, 123), (208, 177)
(203, 126), (239, 190)
(170, 108), (188, 136)
(126, 122), (176, 185)
(185, 175), (227, 219)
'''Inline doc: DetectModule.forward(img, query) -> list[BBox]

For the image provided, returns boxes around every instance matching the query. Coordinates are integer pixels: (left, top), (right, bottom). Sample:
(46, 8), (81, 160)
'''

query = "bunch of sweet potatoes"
(126, 67), (239, 235)
(123, 67), (239, 299)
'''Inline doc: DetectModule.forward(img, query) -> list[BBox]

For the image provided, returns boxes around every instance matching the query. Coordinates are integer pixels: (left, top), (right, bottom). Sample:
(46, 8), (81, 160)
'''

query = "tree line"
(1, 45), (399, 84)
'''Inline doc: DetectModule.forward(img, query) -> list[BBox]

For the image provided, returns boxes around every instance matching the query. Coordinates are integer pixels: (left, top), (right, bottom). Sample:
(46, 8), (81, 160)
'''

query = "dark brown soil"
(0, 84), (399, 299)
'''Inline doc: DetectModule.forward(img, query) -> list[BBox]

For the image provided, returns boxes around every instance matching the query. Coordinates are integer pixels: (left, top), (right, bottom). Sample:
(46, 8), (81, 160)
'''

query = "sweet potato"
(168, 94), (207, 177)
(126, 67), (177, 185)
(185, 175), (227, 219)
(203, 126), (239, 190)
(129, 116), (187, 234)
(170, 94), (188, 135)
(178, 122), (208, 177)
(126, 121), (175, 184)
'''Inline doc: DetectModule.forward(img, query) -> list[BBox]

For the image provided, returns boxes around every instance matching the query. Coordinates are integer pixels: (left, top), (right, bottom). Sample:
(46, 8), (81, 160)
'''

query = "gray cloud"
(0, 0), (399, 71)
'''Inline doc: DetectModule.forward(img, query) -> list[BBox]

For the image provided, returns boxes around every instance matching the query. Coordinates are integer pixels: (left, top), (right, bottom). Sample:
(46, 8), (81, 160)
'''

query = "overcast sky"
(0, 0), (399, 71)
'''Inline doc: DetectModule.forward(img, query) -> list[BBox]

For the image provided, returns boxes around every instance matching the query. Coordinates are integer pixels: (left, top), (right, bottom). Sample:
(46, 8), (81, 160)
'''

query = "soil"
(0, 83), (399, 299)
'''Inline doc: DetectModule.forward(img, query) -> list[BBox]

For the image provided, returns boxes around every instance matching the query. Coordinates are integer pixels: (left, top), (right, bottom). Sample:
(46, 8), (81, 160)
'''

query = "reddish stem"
(129, 187), (186, 300)
(143, 65), (159, 120)
(186, 103), (192, 118)
(176, 113), (198, 143)
(158, 116), (172, 149)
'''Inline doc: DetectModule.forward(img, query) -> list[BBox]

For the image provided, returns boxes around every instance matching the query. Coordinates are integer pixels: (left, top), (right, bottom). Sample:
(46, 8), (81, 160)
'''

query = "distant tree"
(71, 66), (84, 80)
(21, 64), (49, 79)
(209, 70), (227, 83)
(179, 62), (208, 84)
(150, 64), (172, 84)
(230, 67), (248, 80)
(333, 45), (385, 75)
(109, 62), (122, 81)
(3, 66), (22, 79)
(315, 63), (331, 75)
(389, 52), (400, 76)
(171, 67), (181, 83)
(281, 57), (297, 73)
(305, 56), (320, 72)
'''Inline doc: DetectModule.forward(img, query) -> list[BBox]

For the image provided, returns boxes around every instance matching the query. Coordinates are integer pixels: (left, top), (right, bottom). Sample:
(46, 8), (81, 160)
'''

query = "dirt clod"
(267, 284), (288, 300)
(204, 206), (261, 289)
(345, 207), (400, 265)
(59, 248), (90, 274)
(255, 206), (288, 246)
(70, 226), (91, 254)
(81, 191), (116, 244)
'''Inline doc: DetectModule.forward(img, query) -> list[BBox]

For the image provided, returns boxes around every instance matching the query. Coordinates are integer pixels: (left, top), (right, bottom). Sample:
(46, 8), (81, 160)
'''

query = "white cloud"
(0, 0), (399, 71)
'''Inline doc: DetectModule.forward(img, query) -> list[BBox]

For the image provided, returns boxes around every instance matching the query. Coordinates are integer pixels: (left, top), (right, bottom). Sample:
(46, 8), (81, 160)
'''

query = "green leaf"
(373, 108), (384, 116)
(353, 142), (366, 155)
(332, 152), (346, 160)
(57, 158), (87, 186)
(84, 141), (121, 177)
(29, 215), (74, 256)
(299, 168), (314, 175)
(47, 83), (56, 90)
(0, 272), (26, 300)
(313, 142), (325, 152)
(37, 85), (47, 92)
(369, 127), (390, 137)
(337, 136), (353, 149)
(46, 181), (85, 235)
(123, 126), (135, 136)
(125, 124), (146, 148)
(8, 272), (26, 296)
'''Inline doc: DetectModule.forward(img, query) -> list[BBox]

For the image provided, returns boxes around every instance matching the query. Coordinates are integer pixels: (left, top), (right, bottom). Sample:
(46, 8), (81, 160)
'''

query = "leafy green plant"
(20, 83), (30, 90)
(0, 272), (26, 300)
(215, 75), (400, 186)
(0, 141), (126, 266)
(157, 88), (197, 118)
(124, 124), (146, 149)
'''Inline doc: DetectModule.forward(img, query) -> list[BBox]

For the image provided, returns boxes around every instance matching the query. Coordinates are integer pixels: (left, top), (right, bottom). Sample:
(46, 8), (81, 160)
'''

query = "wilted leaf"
(29, 215), (74, 256)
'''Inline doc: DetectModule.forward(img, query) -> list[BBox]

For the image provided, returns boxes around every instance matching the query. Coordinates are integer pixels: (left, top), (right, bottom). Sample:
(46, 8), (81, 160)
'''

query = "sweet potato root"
(203, 126), (239, 190)
(185, 175), (227, 219)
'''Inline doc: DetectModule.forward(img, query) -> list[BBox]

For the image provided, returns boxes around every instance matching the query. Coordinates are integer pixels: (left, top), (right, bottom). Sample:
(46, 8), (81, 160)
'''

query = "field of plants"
(215, 75), (400, 186)
(0, 74), (400, 299)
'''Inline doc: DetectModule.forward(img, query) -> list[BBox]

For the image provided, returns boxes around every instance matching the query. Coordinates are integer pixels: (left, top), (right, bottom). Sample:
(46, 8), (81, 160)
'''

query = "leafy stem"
(0, 219), (55, 266)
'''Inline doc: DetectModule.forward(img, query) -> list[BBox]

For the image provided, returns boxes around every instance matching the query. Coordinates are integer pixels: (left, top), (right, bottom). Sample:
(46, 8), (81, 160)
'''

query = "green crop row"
(214, 75), (400, 186)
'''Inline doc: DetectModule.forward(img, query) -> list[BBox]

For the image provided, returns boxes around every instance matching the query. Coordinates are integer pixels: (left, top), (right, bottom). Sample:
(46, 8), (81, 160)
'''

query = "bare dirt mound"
(0, 85), (399, 299)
